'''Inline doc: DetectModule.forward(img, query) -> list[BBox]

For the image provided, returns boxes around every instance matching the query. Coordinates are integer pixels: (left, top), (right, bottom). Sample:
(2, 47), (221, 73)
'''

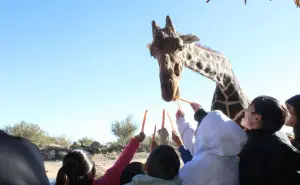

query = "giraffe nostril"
(161, 80), (173, 92)
(162, 83), (168, 91)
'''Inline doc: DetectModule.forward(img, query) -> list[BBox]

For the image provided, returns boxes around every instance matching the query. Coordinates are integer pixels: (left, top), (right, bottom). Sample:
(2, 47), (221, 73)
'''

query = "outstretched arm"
(172, 130), (193, 163)
(176, 111), (196, 155)
(178, 145), (193, 164)
(159, 128), (169, 145)
(93, 133), (145, 185)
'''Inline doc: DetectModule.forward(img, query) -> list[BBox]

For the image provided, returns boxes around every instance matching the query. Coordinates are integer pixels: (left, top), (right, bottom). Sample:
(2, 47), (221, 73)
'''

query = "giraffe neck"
(180, 44), (249, 125)
(211, 74), (249, 125)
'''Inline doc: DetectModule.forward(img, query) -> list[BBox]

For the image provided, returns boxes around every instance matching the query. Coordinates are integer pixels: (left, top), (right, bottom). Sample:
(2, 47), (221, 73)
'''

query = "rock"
(42, 143), (69, 161)
(89, 141), (102, 154)
(46, 150), (56, 160)
(46, 143), (68, 152)
(57, 151), (68, 158)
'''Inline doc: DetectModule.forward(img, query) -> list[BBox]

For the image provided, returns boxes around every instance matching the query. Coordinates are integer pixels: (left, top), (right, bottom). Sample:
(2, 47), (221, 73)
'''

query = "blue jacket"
(178, 145), (193, 164)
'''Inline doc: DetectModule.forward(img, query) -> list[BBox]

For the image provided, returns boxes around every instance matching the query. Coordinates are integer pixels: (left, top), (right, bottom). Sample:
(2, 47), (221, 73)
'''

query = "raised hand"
(150, 140), (158, 152)
(134, 132), (146, 142)
(172, 130), (183, 147)
(157, 128), (169, 145)
(176, 110), (185, 120)
(190, 102), (201, 112)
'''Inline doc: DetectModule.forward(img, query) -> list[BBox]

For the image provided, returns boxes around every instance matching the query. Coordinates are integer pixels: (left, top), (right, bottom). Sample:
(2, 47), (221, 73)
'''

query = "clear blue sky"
(0, 1), (299, 143)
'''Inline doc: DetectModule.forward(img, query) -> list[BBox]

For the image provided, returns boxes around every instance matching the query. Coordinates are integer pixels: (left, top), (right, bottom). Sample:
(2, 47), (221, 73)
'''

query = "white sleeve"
(176, 117), (196, 156)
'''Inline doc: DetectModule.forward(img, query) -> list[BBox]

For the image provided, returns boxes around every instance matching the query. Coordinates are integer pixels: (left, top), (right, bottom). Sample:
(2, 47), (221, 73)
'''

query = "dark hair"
(56, 149), (96, 185)
(119, 162), (144, 185)
(251, 95), (286, 133)
(286, 94), (300, 139)
(146, 145), (180, 180)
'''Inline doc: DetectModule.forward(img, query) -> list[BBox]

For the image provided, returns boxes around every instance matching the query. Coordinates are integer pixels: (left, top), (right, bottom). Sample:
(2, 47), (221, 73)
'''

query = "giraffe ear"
(180, 34), (200, 44)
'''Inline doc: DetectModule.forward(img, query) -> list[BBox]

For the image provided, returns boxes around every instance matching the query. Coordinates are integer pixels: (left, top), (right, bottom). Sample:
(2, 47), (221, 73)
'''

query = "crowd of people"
(0, 95), (300, 185)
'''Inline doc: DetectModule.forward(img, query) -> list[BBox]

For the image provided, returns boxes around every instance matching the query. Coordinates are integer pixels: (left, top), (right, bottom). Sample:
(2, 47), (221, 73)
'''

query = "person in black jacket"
(239, 95), (300, 185)
(0, 130), (49, 185)
(286, 95), (300, 150)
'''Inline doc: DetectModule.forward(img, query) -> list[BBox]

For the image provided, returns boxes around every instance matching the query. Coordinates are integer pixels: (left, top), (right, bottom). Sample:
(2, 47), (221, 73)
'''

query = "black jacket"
(292, 139), (300, 150)
(239, 129), (300, 185)
(0, 130), (49, 185)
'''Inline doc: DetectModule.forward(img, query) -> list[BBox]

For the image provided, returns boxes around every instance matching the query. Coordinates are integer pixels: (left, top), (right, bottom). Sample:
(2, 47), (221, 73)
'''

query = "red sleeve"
(93, 138), (140, 185)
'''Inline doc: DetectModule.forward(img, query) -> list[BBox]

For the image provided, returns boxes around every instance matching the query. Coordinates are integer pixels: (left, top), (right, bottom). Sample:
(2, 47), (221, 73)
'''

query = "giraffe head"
(148, 15), (200, 102)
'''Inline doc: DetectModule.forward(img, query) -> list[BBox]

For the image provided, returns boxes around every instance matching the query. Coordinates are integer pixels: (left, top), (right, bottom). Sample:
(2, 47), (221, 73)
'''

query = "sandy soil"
(45, 152), (150, 179)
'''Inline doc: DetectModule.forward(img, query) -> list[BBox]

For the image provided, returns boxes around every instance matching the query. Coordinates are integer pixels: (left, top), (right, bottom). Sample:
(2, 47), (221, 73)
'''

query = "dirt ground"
(45, 152), (150, 179)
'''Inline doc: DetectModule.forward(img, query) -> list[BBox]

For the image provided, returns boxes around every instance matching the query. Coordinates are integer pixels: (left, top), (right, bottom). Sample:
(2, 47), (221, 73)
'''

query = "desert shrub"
(51, 135), (72, 148)
(78, 137), (94, 146)
(111, 115), (138, 146)
(2, 121), (53, 147)
(137, 143), (149, 152)
(146, 135), (160, 145)
(106, 141), (123, 153)
(70, 142), (81, 150)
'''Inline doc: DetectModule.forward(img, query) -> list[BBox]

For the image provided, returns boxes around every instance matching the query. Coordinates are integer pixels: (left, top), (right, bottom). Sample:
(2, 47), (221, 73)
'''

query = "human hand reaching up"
(134, 132), (146, 142)
(150, 140), (158, 152)
(176, 110), (185, 120)
(190, 102), (201, 112)
(172, 130), (183, 147)
(157, 128), (169, 145)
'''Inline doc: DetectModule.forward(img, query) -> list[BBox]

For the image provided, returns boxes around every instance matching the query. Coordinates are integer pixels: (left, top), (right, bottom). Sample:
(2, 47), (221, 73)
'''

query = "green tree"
(111, 115), (138, 145)
(78, 137), (94, 146)
(2, 121), (52, 147)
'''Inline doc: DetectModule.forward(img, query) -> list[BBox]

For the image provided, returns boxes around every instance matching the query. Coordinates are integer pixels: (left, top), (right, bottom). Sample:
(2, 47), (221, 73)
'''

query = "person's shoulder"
(269, 133), (300, 157)
(9, 135), (39, 150)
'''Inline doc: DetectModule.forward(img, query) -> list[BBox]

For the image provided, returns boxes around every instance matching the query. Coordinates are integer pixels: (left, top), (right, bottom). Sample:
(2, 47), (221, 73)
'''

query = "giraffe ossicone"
(147, 15), (249, 126)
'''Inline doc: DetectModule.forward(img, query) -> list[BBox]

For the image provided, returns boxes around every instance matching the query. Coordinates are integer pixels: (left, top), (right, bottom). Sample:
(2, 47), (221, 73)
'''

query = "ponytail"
(57, 149), (95, 185)
(56, 167), (67, 185)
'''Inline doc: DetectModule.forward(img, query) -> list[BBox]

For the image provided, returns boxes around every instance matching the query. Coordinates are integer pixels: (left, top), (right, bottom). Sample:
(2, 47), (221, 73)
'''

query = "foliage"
(106, 141), (123, 153)
(146, 135), (160, 145)
(2, 118), (155, 154)
(51, 135), (72, 148)
(70, 142), (81, 150)
(111, 115), (138, 145)
(78, 137), (94, 146)
(2, 121), (53, 147)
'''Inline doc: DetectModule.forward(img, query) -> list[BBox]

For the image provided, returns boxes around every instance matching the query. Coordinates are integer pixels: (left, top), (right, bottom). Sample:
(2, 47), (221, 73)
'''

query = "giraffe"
(147, 15), (249, 126)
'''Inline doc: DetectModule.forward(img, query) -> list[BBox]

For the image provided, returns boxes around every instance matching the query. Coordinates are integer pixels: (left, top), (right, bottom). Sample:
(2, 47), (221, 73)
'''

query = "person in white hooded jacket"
(179, 110), (248, 185)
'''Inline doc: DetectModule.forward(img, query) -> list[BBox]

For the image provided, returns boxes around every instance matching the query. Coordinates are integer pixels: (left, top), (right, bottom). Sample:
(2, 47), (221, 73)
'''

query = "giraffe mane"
(195, 43), (224, 56)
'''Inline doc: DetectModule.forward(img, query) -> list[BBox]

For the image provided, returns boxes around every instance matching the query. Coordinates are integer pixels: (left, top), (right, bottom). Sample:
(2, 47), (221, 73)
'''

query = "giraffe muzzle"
(161, 79), (177, 102)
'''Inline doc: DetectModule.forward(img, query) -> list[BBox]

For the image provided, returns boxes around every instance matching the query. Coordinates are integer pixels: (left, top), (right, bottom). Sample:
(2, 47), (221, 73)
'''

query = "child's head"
(145, 145), (180, 180)
(56, 149), (96, 185)
(119, 162), (145, 185)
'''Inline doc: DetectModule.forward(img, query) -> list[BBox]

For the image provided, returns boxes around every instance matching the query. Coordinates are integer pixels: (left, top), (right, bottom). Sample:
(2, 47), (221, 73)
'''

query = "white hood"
(194, 110), (247, 156)
(179, 110), (248, 185)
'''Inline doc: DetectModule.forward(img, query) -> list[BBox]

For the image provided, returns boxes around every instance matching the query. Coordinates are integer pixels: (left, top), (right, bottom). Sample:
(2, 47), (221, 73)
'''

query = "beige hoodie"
(124, 174), (181, 185)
